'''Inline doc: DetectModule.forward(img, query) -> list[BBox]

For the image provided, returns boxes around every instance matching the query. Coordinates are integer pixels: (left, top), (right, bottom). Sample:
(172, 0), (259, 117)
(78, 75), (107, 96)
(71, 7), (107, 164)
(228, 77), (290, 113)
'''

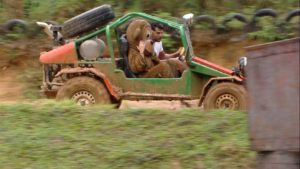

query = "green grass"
(0, 101), (255, 169)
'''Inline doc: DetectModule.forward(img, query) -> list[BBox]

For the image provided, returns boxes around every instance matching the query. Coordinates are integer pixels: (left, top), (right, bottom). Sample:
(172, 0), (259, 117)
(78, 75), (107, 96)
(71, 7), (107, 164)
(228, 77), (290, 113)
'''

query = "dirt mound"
(0, 66), (24, 102)
(191, 30), (260, 69)
(0, 39), (48, 102)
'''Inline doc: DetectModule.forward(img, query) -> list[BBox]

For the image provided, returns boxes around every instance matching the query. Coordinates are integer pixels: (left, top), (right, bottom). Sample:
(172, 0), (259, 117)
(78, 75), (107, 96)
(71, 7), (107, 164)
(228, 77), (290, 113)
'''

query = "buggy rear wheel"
(56, 76), (111, 106)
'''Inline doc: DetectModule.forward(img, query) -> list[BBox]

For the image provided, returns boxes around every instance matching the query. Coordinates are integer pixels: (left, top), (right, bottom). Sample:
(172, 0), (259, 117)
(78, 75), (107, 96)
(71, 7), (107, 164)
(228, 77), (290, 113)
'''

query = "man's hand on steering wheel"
(178, 47), (185, 61)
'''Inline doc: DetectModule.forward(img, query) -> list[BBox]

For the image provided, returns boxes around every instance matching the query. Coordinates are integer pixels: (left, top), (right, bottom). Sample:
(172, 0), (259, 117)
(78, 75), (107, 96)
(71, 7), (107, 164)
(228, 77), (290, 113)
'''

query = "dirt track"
(119, 100), (200, 110)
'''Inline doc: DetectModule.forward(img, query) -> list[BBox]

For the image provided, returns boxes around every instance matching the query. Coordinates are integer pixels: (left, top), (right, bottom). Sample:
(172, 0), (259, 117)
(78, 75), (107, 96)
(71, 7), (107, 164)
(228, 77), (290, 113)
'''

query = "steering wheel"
(178, 47), (186, 61)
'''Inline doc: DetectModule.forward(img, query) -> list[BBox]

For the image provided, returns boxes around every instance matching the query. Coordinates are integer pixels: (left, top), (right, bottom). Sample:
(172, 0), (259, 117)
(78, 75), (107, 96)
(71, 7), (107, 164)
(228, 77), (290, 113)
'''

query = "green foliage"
(1, 0), (298, 22)
(0, 101), (256, 169)
(153, 11), (176, 21)
(3, 25), (28, 40)
(248, 17), (295, 41)
(194, 23), (214, 30)
(248, 25), (292, 42)
(162, 34), (177, 51)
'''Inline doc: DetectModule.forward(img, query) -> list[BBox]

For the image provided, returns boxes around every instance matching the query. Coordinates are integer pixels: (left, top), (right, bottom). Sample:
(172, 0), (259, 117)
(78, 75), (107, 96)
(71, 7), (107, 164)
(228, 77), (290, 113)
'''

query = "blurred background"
(0, 1), (299, 168)
(0, 0), (299, 100)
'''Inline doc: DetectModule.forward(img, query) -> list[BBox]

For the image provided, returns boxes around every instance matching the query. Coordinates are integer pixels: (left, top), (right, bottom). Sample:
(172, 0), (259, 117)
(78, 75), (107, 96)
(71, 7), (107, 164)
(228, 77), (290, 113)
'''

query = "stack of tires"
(0, 4), (115, 39)
(191, 8), (299, 33)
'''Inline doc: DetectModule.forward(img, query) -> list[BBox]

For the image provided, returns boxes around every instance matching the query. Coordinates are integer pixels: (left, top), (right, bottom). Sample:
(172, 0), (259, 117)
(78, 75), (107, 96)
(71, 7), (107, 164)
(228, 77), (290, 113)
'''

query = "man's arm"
(158, 48), (181, 60)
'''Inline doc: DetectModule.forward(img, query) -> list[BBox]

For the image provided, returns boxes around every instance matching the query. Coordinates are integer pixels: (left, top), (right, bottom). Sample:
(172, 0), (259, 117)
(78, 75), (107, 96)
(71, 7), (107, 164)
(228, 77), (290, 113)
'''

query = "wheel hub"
(72, 91), (96, 106)
(216, 93), (239, 109)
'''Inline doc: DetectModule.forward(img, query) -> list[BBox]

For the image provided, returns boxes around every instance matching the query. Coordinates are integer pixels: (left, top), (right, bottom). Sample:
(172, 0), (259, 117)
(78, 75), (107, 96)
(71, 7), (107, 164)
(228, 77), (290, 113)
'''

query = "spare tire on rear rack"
(62, 4), (115, 39)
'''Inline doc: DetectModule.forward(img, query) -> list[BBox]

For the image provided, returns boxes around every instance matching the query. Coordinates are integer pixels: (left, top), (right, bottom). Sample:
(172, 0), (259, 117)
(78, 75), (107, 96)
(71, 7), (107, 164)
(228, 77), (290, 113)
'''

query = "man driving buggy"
(149, 22), (183, 60)
(126, 19), (187, 78)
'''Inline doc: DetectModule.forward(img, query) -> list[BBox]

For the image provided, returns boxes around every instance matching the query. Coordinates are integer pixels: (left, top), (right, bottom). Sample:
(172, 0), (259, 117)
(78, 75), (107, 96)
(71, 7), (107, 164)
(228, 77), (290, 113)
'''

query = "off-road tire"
(203, 82), (247, 111)
(62, 4), (115, 38)
(3, 19), (28, 33)
(194, 15), (216, 28)
(56, 76), (111, 105)
(222, 13), (248, 26)
(252, 8), (278, 21)
(285, 9), (300, 22)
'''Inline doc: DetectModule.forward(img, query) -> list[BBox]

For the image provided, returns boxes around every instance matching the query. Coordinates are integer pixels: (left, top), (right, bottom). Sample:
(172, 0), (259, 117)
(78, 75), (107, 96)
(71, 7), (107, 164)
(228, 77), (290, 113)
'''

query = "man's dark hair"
(151, 22), (164, 31)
